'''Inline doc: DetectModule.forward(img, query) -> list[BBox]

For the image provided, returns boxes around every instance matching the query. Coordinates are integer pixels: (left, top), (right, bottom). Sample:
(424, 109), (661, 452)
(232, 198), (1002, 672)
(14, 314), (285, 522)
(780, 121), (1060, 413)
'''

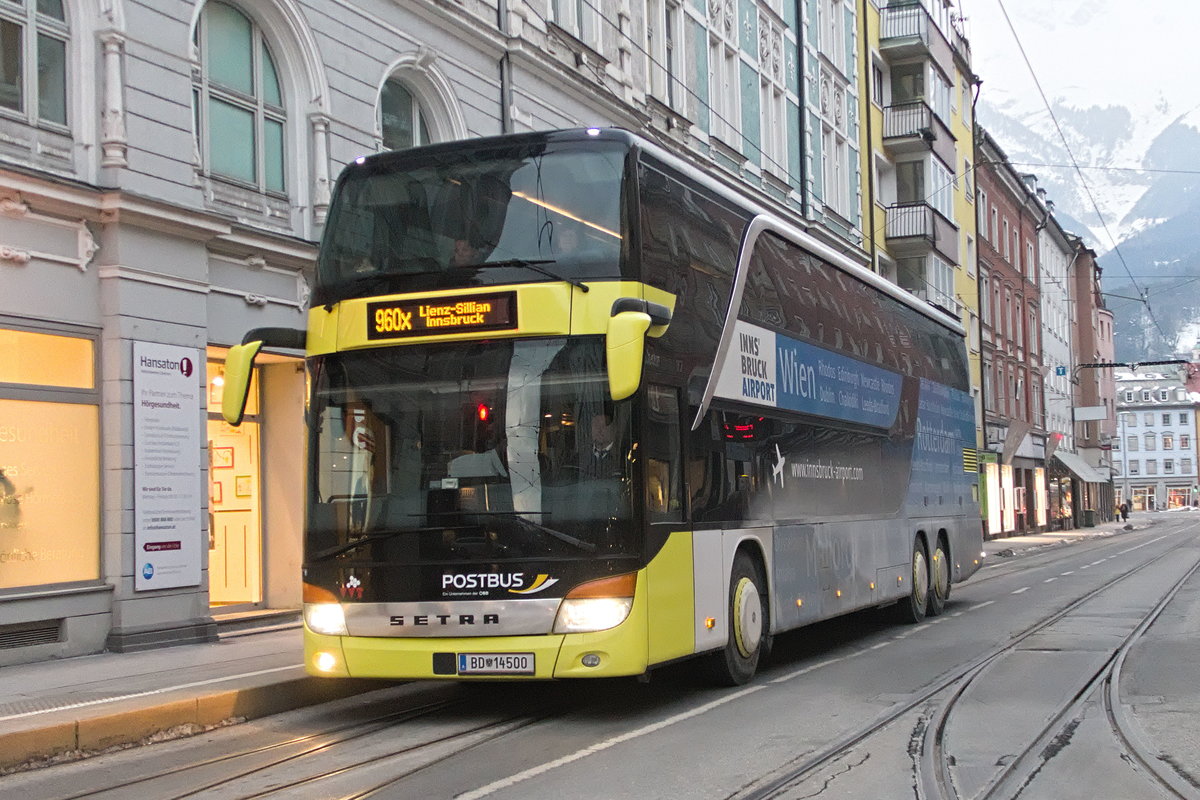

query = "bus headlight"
(553, 573), (636, 634)
(304, 603), (348, 636)
(554, 597), (633, 633)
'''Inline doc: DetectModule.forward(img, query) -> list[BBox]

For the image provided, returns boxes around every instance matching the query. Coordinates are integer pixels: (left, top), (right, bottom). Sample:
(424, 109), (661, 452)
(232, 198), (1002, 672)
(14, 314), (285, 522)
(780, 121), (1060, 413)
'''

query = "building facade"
(1113, 373), (1199, 512)
(975, 129), (1045, 535)
(0, 0), (881, 665)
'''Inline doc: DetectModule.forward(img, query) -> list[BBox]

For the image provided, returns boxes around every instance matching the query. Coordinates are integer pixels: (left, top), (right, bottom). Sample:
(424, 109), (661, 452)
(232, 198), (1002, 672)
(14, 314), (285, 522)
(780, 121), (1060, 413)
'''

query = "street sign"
(1055, 365), (1067, 376)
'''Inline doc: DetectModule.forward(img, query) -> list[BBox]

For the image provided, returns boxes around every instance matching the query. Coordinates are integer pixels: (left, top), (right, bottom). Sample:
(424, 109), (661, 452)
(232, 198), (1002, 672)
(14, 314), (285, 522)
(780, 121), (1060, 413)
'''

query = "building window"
(1181, 434), (1190, 449)
(1142, 391), (1151, 401)
(821, 0), (845, 68)
(1124, 390), (1133, 402)
(1164, 459), (1174, 474)
(1162, 412), (1171, 426)
(1112, 437), (1121, 451)
(551, 0), (599, 46)
(1127, 435), (1138, 451)
(1159, 390), (1168, 401)
(1182, 458), (1192, 474)
(647, 0), (682, 111)
(1180, 413), (1189, 425)
(1126, 412), (1137, 426)
(1128, 460), (1139, 475)
(0, 0), (68, 126)
(0, 323), (100, 590)
(964, 158), (973, 199)
(1163, 434), (1174, 450)
(871, 61), (884, 105)
(1146, 459), (1157, 475)
(193, 2), (286, 192)
(381, 78), (430, 151)
(1002, 219), (1010, 260)
(708, 32), (739, 143)
(1144, 432), (1156, 451)
(1144, 411), (1153, 425)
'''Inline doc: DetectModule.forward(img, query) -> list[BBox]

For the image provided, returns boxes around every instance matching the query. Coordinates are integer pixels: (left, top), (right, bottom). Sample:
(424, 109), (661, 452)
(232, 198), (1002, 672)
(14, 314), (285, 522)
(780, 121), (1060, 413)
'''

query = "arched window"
(0, 0), (68, 125)
(380, 77), (429, 151)
(193, 2), (285, 192)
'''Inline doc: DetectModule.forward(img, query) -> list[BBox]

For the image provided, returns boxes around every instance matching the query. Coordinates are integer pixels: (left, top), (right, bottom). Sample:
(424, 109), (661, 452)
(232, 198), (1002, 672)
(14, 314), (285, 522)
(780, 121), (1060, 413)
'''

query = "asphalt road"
(6, 517), (1198, 800)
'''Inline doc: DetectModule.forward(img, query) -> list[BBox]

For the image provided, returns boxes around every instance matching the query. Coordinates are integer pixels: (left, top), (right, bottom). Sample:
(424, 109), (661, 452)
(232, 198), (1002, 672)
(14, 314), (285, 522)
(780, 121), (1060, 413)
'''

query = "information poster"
(133, 341), (202, 590)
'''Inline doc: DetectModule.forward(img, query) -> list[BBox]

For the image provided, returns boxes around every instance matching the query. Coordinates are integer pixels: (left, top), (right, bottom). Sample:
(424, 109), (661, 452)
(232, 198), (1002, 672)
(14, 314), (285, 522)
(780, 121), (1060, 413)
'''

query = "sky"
(958, 0), (1200, 120)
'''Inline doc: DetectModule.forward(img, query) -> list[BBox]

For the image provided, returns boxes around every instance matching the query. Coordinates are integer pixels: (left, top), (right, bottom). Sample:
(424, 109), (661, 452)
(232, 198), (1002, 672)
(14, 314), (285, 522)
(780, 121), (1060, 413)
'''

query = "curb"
(0, 677), (392, 771)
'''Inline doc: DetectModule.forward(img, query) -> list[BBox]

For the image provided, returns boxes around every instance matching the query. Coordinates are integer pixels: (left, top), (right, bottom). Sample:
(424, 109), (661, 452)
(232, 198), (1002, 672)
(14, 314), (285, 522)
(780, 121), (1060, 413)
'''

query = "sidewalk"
(0, 517), (1149, 774)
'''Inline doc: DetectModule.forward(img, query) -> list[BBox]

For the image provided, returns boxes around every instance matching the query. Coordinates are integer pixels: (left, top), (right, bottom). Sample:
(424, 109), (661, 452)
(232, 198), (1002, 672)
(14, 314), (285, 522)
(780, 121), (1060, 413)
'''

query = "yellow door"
(208, 418), (262, 605)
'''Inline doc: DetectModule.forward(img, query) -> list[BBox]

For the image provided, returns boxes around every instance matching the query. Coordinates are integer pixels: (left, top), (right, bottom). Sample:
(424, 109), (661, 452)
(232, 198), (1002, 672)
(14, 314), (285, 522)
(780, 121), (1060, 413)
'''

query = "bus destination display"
(368, 292), (518, 340)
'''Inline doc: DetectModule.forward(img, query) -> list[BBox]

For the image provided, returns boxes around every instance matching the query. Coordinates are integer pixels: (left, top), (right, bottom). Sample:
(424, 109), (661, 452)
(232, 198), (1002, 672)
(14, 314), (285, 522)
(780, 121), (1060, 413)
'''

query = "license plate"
(457, 652), (535, 675)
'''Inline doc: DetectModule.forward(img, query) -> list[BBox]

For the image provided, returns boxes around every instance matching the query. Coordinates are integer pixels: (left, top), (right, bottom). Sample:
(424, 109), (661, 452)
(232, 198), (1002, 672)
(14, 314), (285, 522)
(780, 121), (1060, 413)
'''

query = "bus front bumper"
(305, 624), (650, 680)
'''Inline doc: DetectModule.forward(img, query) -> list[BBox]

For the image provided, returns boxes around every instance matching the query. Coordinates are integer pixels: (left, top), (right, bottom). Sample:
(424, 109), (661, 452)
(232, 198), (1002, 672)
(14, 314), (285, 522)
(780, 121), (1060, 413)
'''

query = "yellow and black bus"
(222, 128), (983, 685)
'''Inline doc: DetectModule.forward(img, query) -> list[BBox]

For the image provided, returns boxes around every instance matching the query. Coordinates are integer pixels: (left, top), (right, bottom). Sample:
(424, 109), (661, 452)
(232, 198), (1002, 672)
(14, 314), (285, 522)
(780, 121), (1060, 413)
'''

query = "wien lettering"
(778, 347), (818, 399)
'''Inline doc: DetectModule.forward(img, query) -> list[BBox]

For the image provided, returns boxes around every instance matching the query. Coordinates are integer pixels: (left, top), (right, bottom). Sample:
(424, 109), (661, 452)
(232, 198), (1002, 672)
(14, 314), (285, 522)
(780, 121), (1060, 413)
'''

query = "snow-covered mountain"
(959, 0), (1200, 363)
(977, 100), (1200, 362)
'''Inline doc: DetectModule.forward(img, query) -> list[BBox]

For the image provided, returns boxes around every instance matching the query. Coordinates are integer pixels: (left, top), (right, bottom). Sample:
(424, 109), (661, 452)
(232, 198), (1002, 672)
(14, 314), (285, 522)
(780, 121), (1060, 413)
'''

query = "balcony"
(885, 201), (958, 263)
(882, 101), (957, 165)
(880, 2), (954, 70)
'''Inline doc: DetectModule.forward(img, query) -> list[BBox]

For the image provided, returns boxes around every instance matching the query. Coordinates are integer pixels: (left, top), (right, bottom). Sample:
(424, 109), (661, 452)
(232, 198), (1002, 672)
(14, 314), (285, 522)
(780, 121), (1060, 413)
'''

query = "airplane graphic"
(772, 444), (786, 486)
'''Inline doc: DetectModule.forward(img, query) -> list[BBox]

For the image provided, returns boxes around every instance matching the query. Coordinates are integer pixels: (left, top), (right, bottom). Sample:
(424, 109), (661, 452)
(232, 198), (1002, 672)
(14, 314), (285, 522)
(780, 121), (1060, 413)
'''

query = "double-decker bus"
(222, 128), (983, 685)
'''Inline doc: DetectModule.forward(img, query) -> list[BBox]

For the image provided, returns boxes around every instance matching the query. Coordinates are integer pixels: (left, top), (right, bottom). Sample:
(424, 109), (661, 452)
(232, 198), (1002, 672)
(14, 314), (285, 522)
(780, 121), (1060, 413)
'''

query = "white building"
(1112, 372), (1199, 511)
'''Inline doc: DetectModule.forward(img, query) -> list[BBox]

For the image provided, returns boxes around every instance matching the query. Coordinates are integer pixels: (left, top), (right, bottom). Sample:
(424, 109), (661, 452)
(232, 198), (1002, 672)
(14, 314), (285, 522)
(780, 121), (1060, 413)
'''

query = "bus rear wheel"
(927, 535), (951, 617)
(894, 537), (929, 624)
(706, 552), (767, 686)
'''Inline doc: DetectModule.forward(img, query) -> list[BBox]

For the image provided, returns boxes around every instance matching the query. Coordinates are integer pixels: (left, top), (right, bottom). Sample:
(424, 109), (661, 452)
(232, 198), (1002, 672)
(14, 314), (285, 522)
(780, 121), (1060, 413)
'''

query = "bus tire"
(706, 551), (767, 686)
(927, 534), (951, 617)
(894, 536), (929, 624)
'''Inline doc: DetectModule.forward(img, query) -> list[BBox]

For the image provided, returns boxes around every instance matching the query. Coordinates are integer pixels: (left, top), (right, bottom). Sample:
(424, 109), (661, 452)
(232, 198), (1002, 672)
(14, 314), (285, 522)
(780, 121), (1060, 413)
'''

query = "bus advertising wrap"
(714, 320), (902, 428)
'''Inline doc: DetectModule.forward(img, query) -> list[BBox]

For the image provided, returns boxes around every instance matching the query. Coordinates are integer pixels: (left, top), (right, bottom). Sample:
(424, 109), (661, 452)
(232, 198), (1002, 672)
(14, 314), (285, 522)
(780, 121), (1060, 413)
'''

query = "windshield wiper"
(463, 259), (590, 292)
(308, 526), (452, 562)
(421, 510), (597, 553)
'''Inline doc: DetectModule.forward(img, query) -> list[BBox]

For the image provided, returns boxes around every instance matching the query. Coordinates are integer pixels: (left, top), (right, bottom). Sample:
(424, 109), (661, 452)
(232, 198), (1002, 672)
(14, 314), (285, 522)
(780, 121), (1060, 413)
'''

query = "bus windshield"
(306, 337), (637, 564)
(317, 139), (628, 300)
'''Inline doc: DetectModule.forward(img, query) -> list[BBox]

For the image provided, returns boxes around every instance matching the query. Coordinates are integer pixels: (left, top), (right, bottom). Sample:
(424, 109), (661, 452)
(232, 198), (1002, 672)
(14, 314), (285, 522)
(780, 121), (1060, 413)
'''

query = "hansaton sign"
(367, 292), (518, 340)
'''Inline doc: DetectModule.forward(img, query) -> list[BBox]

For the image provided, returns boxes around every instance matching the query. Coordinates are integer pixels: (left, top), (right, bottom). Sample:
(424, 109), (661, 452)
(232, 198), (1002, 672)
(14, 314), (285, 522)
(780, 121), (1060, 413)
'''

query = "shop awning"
(1053, 451), (1110, 485)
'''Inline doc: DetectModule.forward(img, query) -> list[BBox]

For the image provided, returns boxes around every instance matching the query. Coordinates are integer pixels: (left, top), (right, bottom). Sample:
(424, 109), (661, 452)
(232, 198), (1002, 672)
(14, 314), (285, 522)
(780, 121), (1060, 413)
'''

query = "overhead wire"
(991, 0), (1167, 338)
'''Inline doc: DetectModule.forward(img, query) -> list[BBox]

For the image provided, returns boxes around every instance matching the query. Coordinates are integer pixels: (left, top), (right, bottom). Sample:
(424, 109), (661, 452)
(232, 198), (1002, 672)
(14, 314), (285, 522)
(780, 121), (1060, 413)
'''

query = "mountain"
(976, 100), (1200, 363)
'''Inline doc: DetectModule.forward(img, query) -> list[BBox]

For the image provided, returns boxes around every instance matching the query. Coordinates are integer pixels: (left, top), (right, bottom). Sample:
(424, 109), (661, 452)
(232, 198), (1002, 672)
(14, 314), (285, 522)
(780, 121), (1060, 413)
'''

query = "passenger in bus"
(583, 414), (621, 479)
(450, 238), (481, 267)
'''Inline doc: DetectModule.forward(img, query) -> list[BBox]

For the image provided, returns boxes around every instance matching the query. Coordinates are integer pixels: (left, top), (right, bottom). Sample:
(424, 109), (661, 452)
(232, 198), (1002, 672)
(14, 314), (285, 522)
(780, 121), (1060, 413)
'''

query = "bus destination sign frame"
(368, 292), (518, 340)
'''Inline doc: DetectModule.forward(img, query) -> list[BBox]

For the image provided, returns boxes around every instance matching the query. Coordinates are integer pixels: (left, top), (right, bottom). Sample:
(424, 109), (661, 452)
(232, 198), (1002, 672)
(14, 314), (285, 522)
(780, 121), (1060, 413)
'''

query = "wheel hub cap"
(733, 577), (763, 658)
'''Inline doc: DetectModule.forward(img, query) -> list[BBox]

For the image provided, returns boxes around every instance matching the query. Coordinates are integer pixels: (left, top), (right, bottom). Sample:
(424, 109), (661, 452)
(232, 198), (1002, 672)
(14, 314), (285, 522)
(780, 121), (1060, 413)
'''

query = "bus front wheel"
(895, 537), (930, 624)
(707, 551), (768, 686)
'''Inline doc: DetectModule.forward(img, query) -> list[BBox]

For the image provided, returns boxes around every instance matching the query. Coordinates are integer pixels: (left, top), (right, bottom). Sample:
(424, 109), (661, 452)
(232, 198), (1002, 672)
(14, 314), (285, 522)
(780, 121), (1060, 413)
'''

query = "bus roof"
(348, 128), (965, 336)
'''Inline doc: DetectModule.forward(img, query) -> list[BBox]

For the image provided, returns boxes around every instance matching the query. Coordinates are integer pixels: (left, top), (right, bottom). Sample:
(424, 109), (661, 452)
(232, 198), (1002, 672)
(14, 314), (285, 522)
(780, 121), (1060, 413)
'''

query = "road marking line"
(967, 601), (995, 611)
(1080, 565), (1090, 570)
(771, 657), (844, 684)
(1012, 587), (1030, 594)
(869, 642), (890, 650)
(0, 665), (303, 722)
(457, 683), (767, 799)
(1061, 571), (1074, 576)
(950, 611), (965, 617)
(1044, 578), (1057, 583)
(1089, 560), (1106, 566)
(1118, 534), (1168, 555)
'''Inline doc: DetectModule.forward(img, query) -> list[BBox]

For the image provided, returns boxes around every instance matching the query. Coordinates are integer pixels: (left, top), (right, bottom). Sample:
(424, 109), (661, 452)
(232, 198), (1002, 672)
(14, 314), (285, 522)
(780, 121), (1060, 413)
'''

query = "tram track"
(922, 541), (1200, 800)
(726, 531), (1197, 800)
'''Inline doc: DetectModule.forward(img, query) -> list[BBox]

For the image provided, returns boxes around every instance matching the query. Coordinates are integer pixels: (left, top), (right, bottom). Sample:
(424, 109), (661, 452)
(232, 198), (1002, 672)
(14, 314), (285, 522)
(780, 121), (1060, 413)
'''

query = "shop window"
(0, 323), (99, 591)
(193, 2), (286, 192)
(0, 0), (68, 126)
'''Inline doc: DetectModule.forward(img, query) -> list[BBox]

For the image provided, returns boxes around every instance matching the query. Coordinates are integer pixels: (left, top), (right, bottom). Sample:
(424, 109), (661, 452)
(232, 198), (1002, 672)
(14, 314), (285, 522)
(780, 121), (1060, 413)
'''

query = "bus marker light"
(898, 575), (904, 584)
(796, 598), (803, 607)
(835, 589), (842, 598)
(869, 582), (875, 591)
(314, 651), (338, 673)
(704, 617), (716, 629)
(581, 654), (601, 667)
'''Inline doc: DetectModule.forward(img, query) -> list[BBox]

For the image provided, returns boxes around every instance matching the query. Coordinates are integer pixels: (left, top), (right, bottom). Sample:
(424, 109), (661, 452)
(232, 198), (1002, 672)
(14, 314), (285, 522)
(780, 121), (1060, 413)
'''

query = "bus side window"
(644, 385), (682, 523)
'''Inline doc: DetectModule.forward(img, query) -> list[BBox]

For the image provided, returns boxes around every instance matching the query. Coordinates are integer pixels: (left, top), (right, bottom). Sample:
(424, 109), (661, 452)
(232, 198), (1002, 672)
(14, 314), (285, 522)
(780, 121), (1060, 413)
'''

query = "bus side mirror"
(606, 311), (652, 402)
(222, 341), (263, 426)
(221, 327), (306, 426)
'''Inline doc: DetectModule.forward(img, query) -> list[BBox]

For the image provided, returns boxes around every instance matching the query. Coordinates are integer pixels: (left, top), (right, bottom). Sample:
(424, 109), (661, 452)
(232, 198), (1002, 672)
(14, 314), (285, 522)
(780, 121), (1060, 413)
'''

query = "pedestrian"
(1118, 501), (1129, 523)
